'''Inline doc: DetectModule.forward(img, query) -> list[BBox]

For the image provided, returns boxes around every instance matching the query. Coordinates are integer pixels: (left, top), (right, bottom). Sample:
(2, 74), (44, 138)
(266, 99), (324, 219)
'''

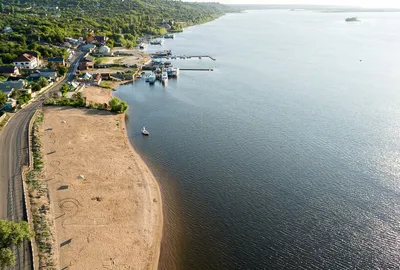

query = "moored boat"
(161, 72), (168, 84)
(141, 126), (149, 136)
(150, 39), (164, 45)
(146, 72), (156, 84)
(164, 34), (175, 39)
(167, 67), (179, 77)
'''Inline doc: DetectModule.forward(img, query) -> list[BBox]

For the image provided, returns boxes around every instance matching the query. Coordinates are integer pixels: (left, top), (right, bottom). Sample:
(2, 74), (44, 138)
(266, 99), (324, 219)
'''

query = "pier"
(152, 55), (216, 61)
(168, 55), (216, 61)
(180, 68), (214, 71)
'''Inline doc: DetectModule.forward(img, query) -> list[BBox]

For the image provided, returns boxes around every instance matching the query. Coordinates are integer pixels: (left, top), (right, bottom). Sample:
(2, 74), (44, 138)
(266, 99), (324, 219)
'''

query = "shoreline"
(120, 116), (164, 270)
(109, 75), (164, 269)
(87, 74), (164, 269)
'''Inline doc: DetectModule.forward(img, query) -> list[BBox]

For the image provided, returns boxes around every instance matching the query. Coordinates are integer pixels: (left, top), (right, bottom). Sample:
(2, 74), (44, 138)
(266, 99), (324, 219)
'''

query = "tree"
(60, 83), (69, 96)
(38, 77), (49, 88)
(57, 66), (68, 76)
(0, 220), (33, 268)
(30, 82), (41, 92)
(16, 93), (32, 105)
(0, 91), (6, 107)
(109, 97), (128, 113)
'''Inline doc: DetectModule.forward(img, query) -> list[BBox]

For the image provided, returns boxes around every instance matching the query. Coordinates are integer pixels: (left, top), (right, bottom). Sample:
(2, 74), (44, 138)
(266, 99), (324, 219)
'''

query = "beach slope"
(41, 107), (162, 269)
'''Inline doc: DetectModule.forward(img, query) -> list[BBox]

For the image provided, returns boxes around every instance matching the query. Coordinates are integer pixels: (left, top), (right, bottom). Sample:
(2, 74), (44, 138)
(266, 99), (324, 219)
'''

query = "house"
(79, 58), (94, 70)
(80, 43), (96, 53)
(159, 23), (171, 31)
(98, 45), (111, 55)
(85, 36), (95, 43)
(0, 66), (20, 77)
(23, 51), (40, 63)
(3, 26), (13, 33)
(48, 57), (65, 67)
(1, 98), (17, 111)
(94, 73), (102, 85)
(29, 70), (58, 81)
(13, 53), (38, 69)
(0, 80), (26, 98)
(94, 36), (108, 44)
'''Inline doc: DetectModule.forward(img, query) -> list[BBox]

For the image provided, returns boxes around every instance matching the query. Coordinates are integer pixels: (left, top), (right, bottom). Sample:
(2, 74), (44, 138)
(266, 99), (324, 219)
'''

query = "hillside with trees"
(0, 0), (237, 64)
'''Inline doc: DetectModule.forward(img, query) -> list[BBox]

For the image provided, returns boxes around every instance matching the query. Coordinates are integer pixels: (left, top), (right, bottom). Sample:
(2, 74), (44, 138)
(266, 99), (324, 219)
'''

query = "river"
(115, 10), (400, 269)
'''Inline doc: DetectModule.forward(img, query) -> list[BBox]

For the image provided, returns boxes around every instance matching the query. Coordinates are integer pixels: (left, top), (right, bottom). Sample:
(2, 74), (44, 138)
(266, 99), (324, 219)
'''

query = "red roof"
(14, 53), (36, 63)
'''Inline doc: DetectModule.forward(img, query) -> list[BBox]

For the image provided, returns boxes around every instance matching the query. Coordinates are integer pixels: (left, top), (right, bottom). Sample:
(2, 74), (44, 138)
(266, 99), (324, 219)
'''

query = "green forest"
(0, 0), (237, 64)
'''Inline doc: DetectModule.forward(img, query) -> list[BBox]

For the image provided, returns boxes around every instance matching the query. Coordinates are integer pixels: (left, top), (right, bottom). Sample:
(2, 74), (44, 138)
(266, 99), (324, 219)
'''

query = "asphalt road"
(0, 51), (83, 269)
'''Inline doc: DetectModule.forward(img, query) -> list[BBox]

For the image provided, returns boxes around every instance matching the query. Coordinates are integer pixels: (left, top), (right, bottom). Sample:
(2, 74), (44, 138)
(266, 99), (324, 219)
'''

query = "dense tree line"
(0, 0), (237, 64)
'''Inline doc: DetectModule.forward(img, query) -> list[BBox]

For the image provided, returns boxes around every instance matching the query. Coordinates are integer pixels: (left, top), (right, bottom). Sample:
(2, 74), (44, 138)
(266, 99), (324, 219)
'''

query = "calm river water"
(115, 10), (400, 269)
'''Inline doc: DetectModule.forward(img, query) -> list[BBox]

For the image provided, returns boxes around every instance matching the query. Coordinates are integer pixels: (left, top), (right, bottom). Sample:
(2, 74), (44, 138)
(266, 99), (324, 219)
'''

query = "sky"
(193, 0), (400, 8)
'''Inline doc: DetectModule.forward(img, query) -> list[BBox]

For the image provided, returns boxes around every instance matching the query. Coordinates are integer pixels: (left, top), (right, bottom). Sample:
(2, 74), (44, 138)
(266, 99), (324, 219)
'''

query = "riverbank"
(40, 85), (163, 268)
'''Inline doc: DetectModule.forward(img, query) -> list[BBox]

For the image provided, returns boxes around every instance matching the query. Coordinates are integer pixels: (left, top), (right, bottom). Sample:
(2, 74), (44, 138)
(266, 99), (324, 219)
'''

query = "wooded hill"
(0, 0), (237, 64)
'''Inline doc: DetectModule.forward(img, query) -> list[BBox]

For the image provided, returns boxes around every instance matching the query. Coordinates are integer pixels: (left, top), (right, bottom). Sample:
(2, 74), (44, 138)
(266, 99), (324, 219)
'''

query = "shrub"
(60, 97), (71, 106)
(109, 97), (128, 114)
(60, 83), (69, 96)
(57, 66), (68, 76)
(31, 82), (41, 92)
(38, 76), (49, 88)
(16, 93), (32, 105)
(44, 98), (56, 105)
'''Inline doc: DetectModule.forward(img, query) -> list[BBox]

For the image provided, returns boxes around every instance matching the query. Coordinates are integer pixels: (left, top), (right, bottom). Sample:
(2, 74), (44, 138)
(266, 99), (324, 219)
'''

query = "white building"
(98, 45), (111, 55)
(13, 53), (38, 69)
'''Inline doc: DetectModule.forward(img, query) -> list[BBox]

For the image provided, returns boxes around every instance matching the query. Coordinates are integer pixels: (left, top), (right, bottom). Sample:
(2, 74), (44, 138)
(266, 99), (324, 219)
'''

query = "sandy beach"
(41, 98), (162, 269)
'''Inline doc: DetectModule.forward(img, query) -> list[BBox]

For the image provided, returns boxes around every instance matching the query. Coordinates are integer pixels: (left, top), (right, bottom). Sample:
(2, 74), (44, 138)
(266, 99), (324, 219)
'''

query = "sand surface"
(82, 85), (113, 104)
(41, 107), (162, 269)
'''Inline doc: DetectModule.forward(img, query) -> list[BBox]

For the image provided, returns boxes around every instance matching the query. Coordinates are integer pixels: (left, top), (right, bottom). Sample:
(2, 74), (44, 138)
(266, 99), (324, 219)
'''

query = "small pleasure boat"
(161, 72), (168, 85)
(141, 126), (149, 136)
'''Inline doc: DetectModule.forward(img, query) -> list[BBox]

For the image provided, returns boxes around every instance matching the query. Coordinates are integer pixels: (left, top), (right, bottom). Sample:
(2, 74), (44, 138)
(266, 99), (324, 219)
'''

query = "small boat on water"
(161, 72), (168, 85)
(146, 72), (156, 84)
(139, 43), (147, 49)
(150, 39), (164, 45)
(141, 127), (149, 136)
(164, 34), (175, 39)
(167, 67), (179, 77)
(345, 17), (360, 22)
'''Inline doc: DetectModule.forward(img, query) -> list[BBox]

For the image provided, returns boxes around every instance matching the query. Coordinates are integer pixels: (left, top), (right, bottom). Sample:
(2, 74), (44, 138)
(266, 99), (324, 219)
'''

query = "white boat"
(164, 34), (175, 39)
(150, 39), (163, 45)
(161, 72), (168, 84)
(167, 67), (179, 77)
(139, 43), (147, 49)
(141, 126), (149, 136)
(146, 72), (156, 84)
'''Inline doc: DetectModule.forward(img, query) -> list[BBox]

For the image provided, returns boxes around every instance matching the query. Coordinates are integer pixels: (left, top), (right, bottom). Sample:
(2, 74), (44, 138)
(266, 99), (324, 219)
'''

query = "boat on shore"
(141, 126), (149, 136)
(345, 17), (360, 22)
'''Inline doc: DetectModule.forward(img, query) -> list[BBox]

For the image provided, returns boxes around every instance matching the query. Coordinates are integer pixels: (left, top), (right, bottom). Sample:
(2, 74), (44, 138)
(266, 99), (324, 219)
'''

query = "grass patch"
(0, 114), (10, 131)
(95, 57), (105, 65)
(110, 66), (125, 70)
(100, 82), (113, 89)
(26, 110), (56, 268)
(113, 58), (122, 64)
